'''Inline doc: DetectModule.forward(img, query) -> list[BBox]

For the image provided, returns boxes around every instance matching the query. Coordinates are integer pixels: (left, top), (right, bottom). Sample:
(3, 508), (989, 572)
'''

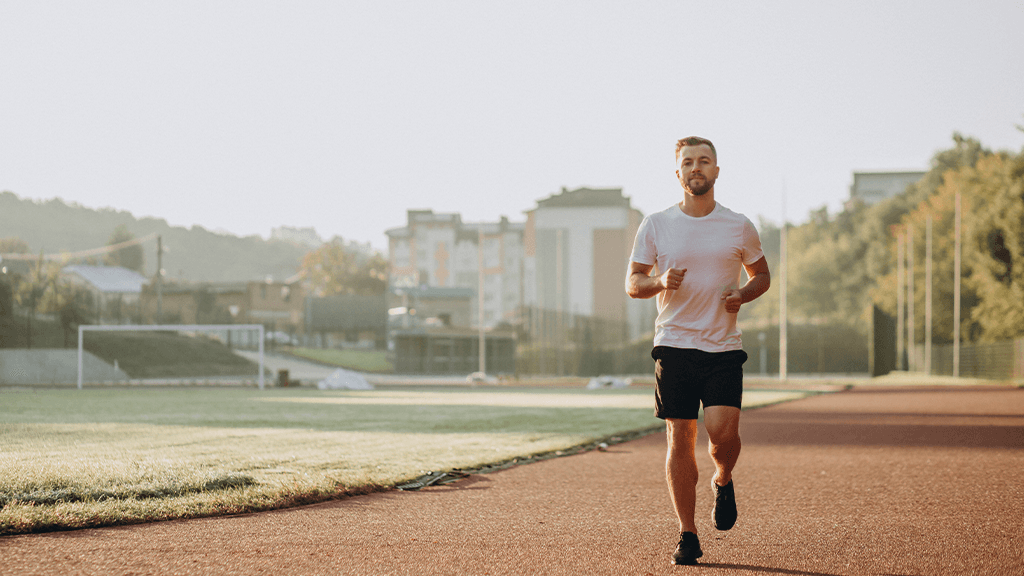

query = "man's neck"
(678, 190), (716, 218)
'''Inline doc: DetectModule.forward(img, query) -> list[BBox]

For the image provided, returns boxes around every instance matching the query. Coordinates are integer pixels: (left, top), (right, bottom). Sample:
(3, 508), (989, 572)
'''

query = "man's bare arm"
(626, 261), (686, 299)
(721, 256), (771, 313)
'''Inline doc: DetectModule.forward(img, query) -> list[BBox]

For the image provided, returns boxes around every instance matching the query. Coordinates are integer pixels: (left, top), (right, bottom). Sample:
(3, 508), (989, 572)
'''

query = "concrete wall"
(0, 349), (129, 385)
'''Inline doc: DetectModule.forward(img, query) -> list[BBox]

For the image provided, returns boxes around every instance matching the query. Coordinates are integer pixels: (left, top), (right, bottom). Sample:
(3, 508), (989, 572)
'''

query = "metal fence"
(922, 339), (1024, 380)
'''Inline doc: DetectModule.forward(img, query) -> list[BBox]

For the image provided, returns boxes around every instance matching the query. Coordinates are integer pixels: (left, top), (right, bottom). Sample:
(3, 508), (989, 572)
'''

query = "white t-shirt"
(630, 202), (764, 352)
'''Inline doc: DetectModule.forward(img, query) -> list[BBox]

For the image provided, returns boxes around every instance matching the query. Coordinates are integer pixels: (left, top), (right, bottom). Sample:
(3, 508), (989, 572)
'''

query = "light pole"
(907, 227), (915, 371)
(478, 224), (486, 375)
(896, 231), (905, 370)
(925, 214), (933, 375)
(779, 182), (788, 381)
(953, 190), (962, 377)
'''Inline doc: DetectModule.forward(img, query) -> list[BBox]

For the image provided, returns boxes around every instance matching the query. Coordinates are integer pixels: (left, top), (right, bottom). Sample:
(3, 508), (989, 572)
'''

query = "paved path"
(2, 385), (1022, 575)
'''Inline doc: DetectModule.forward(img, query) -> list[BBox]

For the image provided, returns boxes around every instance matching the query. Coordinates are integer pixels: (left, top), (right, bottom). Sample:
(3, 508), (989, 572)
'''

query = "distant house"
(139, 279), (305, 333)
(62, 265), (148, 324)
(847, 171), (927, 207)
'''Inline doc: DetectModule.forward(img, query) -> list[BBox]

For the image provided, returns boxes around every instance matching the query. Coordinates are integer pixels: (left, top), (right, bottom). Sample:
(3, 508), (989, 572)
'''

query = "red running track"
(2, 385), (1022, 575)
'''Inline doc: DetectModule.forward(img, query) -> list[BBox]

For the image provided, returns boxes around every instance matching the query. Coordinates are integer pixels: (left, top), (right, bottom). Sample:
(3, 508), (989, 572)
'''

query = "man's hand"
(721, 288), (742, 313)
(660, 268), (686, 291)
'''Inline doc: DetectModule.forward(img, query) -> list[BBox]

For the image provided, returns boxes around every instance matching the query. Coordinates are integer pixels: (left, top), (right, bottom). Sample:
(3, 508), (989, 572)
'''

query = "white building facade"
(523, 187), (655, 341)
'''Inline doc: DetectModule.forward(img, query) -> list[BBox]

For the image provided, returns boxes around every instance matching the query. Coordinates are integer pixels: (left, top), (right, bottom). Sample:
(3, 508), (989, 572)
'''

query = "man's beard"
(685, 175), (715, 196)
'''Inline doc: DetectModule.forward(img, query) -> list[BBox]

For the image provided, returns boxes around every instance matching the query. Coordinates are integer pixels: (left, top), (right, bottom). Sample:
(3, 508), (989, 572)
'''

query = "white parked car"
(265, 331), (298, 345)
(466, 371), (497, 384)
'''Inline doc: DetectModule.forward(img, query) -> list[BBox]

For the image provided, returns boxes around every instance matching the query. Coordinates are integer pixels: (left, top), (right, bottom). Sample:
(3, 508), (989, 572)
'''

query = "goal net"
(76, 324), (266, 389)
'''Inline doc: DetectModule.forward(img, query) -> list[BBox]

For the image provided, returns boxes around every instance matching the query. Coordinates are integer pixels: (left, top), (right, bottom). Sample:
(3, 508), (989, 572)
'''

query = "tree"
(872, 135), (1024, 344)
(0, 237), (30, 254)
(300, 241), (388, 297)
(755, 133), (1009, 350)
(104, 224), (145, 273)
(960, 151), (1024, 341)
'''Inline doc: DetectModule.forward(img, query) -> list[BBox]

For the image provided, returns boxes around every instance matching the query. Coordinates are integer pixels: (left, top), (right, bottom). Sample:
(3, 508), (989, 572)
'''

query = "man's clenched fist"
(660, 268), (686, 291)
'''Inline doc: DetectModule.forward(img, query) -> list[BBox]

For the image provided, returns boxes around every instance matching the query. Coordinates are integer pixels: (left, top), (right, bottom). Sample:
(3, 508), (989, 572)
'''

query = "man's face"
(675, 144), (719, 196)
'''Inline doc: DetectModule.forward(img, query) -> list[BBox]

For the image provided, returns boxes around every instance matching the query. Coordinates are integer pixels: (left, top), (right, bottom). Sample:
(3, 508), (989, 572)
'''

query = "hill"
(0, 191), (308, 282)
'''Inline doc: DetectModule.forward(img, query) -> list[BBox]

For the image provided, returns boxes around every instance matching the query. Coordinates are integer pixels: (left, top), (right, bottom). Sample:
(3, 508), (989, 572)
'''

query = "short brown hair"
(675, 136), (717, 162)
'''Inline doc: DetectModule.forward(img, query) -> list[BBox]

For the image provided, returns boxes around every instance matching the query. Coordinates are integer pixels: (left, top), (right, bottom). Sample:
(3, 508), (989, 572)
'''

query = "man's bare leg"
(665, 418), (699, 533)
(704, 405), (741, 530)
(703, 405), (741, 486)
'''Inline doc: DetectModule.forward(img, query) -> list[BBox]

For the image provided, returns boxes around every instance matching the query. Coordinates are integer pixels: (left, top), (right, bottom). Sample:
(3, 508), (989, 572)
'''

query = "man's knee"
(666, 418), (699, 452)
(703, 406), (741, 445)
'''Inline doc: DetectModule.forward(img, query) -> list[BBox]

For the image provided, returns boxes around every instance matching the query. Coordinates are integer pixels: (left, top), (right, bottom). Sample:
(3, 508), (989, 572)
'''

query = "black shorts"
(652, 346), (748, 420)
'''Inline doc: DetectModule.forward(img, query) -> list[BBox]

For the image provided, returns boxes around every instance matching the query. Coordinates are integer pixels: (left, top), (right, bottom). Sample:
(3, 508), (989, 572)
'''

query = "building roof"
(848, 171), (927, 205)
(64, 265), (148, 294)
(532, 187), (632, 210)
(390, 286), (475, 299)
(384, 227), (411, 238)
(150, 281), (249, 295)
(409, 209), (462, 225)
(386, 211), (524, 240)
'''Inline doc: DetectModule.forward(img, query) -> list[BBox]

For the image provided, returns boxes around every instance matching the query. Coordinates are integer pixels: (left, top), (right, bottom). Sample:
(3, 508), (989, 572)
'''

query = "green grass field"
(0, 385), (810, 536)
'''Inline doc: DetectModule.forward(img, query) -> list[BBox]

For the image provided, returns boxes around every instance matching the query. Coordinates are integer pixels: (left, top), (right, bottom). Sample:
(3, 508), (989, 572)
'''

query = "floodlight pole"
(478, 224), (486, 375)
(907, 227), (915, 371)
(556, 228), (564, 376)
(779, 182), (788, 381)
(925, 215), (933, 375)
(953, 191), (962, 377)
(896, 233), (905, 371)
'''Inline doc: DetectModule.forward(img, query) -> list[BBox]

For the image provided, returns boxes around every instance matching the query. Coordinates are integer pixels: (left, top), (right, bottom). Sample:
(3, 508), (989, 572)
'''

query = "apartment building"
(523, 186), (654, 341)
(386, 210), (524, 329)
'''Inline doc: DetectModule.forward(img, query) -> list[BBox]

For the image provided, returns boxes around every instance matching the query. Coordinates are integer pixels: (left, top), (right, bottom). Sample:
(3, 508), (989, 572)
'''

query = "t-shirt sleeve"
(741, 218), (765, 265)
(630, 216), (657, 266)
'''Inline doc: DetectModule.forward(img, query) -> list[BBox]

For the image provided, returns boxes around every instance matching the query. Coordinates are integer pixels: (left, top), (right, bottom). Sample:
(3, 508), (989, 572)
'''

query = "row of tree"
(298, 241), (389, 297)
(741, 131), (1023, 347)
(874, 134), (1024, 343)
(6, 131), (1021, 356)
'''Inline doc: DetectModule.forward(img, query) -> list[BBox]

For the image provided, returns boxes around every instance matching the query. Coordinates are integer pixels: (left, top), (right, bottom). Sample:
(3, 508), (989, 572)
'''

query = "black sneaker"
(672, 531), (703, 565)
(712, 480), (737, 530)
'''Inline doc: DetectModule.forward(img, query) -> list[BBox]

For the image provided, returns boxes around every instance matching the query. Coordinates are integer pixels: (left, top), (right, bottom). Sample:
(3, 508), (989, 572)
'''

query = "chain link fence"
(922, 339), (1024, 380)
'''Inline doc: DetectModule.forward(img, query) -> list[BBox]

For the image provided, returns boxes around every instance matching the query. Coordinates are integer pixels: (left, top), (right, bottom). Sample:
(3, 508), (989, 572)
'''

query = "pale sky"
(2, 1), (1022, 252)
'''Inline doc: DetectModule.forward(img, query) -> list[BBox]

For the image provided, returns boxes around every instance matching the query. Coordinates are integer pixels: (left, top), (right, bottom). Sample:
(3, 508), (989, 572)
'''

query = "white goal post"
(77, 324), (265, 390)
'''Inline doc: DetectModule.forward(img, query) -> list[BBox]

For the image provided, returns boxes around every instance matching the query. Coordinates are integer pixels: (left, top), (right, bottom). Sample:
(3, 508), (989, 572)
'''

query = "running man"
(625, 136), (770, 565)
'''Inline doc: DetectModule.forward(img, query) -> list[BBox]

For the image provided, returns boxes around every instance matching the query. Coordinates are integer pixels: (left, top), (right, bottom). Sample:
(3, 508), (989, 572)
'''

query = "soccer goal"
(77, 324), (266, 390)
